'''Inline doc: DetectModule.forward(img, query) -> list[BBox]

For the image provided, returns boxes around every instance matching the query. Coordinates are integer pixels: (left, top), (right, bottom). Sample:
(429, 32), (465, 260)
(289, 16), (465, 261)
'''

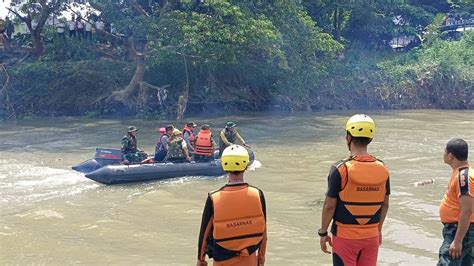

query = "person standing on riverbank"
(438, 138), (473, 266)
(197, 145), (267, 266)
(319, 114), (390, 266)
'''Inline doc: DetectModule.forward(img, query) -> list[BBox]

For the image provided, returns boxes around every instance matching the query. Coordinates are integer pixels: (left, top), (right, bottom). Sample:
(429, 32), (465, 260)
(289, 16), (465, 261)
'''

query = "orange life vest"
(210, 185), (265, 259)
(182, 126), (195, 142)
(333, 156), (389, 239)
(195, 129), (213, 156)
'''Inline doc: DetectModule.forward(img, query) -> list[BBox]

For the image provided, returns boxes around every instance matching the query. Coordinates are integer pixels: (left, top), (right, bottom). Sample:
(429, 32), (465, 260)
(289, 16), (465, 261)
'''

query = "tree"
(7, 0), (66, 56)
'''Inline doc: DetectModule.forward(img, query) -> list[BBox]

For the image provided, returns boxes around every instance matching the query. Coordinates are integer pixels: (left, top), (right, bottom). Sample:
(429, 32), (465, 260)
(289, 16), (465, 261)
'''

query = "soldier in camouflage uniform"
(165, 129), (192, 163)
(121, 126), (147, 164)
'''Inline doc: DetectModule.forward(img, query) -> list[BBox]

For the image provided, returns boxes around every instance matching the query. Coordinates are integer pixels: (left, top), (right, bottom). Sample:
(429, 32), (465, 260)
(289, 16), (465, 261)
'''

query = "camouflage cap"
(128, 126), (139, 133)
(226, 121), (236, 128)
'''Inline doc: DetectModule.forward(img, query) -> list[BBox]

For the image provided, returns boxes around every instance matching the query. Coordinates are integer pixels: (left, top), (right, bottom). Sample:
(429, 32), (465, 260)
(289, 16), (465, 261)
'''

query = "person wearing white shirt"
(56, 19), (66, 39)
(76, 17), (84, 39)
(84, 20), (92, 42)
(68, 16), (76, 38)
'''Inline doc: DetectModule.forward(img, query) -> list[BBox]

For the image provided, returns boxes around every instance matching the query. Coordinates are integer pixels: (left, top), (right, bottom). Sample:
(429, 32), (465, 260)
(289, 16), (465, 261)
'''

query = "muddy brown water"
(1, 110), (473, 265)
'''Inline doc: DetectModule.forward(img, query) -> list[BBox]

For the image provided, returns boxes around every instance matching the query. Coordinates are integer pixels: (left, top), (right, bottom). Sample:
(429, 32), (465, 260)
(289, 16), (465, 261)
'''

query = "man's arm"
(320, 197), (337, 254)
(378, 195), (390, 243)
(379, 177), (391, 241)
(320, 165), (342, 254)
(258, 190), (267, 265)
(197, 196), (213, 265)
(235, 131), (246, 145)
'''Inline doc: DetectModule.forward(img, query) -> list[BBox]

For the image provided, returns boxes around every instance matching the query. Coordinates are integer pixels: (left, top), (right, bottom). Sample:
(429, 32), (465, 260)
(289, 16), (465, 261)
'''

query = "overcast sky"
(1, 0), (12, 18)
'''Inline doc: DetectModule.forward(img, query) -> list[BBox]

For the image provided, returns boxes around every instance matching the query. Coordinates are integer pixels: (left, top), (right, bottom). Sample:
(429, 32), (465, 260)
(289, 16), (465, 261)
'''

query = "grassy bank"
(1, 32), (473, 120)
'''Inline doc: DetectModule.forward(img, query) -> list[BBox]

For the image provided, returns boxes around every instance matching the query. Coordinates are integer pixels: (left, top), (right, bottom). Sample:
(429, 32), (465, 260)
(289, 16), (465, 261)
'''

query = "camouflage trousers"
(123, 151), (147, 164)
(438, 223), (474, 266)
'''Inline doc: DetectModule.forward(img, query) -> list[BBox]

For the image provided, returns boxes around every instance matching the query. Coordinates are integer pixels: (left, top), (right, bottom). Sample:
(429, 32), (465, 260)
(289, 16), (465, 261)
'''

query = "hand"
(196, 260), (207, 266)
(320, 235), (332, 254)
(449, 240), (462, 259)
(122, 159), (130, 165)
(244, 143), (251, 148)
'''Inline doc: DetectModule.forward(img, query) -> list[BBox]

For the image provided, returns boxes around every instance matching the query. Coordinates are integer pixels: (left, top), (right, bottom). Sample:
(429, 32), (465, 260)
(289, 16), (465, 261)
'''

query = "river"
(1, 110), (473, 265)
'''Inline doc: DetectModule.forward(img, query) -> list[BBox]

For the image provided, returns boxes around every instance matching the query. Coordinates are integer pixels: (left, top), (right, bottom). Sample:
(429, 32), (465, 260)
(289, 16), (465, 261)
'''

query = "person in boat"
(219, 122), (250, 156)
(153, 125), (174, 163)
(319, 114), (390, 266)
(197, 145), (267, 266)
(165, 129), (192, 163)
(183, 122), (197, 155)
(438, 138), (473, 266)
(121, 126), (147, 164)
(194, 124), (217, 162)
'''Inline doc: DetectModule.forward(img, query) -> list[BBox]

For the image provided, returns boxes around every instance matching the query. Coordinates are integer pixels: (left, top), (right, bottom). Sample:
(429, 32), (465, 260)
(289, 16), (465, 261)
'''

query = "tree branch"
(6, 7), (30, 25)
(129, 0), (150, 17)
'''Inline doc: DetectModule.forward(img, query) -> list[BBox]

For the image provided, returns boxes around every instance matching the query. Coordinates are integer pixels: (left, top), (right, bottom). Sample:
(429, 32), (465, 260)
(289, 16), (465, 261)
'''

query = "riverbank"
(1, 32), (473, 120)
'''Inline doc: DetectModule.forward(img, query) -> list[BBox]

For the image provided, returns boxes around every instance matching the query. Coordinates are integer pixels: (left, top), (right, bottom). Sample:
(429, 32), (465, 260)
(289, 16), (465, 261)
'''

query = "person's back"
(331, 155), (389, 239)
(319, 114), (390, 266)
(167, 137), (185, 161)
(166, 129), (191, 163)
(197, 145), (267, 266)
(194, 124), (216, 162)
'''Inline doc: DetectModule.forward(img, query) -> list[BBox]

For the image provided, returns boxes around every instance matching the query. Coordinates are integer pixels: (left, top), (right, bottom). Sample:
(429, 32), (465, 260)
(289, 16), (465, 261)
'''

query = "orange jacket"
(330, 155), (390, 239)
(439, 165), (474, 223)
(195, 129), (214, 156)
(198, 183), (267, 265)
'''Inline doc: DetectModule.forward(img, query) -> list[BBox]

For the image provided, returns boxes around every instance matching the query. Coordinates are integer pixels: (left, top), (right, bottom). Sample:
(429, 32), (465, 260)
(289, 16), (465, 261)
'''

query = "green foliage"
(4, 0), (473, 119)
(378, 31), (474, 107)
(7, 60), (133, 117)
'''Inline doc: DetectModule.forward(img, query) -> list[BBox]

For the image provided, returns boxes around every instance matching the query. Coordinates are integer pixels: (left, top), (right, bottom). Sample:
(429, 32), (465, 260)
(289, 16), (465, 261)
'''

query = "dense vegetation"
(1, 0), (473, 120)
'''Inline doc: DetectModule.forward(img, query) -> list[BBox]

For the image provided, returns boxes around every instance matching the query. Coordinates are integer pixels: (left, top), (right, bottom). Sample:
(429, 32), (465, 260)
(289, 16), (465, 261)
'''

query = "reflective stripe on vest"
(334, 158), (388, 227)
(211, 185), (265, 253)
(195, 130), (213, 156)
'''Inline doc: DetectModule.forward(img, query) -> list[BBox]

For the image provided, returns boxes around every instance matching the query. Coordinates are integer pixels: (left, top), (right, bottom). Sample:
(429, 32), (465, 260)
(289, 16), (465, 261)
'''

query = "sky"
(1, 1), (98, 21)
(1, 0), (12, 19)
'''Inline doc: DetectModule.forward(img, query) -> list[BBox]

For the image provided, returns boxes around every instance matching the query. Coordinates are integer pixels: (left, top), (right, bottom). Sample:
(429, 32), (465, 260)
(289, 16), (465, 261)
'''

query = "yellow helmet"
(221, 145), (250, 172)
(345, 114), (375, 139)
(172, 129), (182, 136)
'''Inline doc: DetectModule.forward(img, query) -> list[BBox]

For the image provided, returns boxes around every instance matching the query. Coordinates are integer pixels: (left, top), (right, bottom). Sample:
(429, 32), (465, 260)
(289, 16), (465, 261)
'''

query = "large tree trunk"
(112, 51), (145, 101)
(111, 36), (147, 103)
(31, 30), (44, 56)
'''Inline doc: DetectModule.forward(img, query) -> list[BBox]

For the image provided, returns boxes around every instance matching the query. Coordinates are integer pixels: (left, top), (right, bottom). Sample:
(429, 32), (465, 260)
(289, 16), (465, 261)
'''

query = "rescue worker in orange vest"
(319, 114), (390, 266)
(194, 124), (217, 162)
(197, 145), (267, 266)
(438, 138), (473, 266)
(183, 122), (197, 155)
